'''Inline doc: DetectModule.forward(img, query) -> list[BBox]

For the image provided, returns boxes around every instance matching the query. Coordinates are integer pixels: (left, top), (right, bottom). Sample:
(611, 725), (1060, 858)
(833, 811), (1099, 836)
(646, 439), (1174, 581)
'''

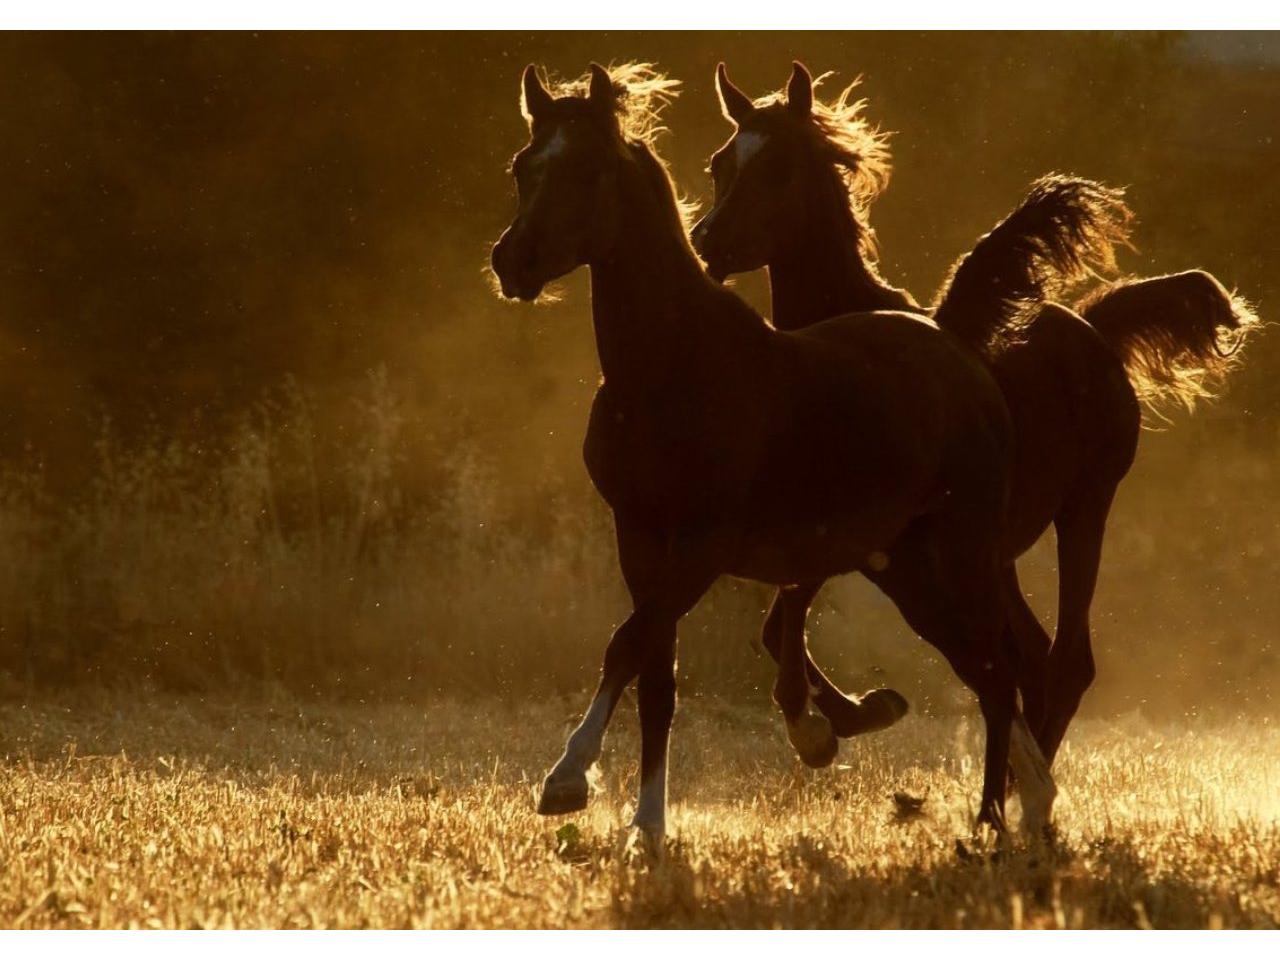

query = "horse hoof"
(822, 686), (909, 738)
(537, 771), (589, 816)
(864, 687), (909, 726)
(787, 711), (839, 768)
(627, 820), (666, 860)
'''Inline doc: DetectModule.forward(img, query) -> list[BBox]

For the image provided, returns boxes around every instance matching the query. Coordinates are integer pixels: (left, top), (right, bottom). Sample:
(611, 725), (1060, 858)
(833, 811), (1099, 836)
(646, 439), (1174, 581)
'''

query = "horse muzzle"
(491, 231), (546, 302)
(690, 215), (739, 284)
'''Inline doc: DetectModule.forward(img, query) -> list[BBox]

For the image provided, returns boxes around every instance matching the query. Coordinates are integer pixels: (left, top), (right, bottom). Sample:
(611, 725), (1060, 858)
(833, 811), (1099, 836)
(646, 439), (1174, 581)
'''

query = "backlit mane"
(751, 75), (892, 267)
(534, 62), (681, 147)
(757, 75), (892, 215)
(534, 62), (698, 230)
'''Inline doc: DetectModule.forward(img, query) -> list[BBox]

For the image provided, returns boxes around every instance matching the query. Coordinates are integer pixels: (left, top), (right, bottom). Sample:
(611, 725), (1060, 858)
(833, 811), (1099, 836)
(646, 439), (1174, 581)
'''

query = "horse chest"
(582, 387), (729, 516)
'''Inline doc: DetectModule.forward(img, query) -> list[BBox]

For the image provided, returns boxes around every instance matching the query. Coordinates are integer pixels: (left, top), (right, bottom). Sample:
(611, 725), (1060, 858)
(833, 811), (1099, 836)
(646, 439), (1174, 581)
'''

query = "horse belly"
(723, 504), (918, 585)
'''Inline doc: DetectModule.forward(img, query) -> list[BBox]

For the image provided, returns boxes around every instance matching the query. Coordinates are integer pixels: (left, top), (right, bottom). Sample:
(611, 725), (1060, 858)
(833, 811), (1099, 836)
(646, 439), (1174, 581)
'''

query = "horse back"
(768, 310), (1014, 525)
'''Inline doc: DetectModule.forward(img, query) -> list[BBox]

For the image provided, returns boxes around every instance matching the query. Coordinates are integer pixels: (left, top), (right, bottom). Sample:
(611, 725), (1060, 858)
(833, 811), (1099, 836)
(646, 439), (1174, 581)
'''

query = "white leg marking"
(632, 763), (668, 839)
(550, 690), (611, 780)
(1009, 712), (1057, 834)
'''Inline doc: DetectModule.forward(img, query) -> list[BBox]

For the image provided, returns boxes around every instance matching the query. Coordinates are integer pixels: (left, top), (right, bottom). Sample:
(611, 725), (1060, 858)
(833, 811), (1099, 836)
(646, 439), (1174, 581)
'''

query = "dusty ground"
(0, 690), (1277, 928)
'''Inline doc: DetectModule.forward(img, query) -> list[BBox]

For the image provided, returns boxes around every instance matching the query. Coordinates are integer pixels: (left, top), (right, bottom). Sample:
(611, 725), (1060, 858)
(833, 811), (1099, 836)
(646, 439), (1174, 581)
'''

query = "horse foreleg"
(761, 584), (908, 750)
(538, 609), (649, 816)
(769, 583), (838, 769)
(539, 550), (713, 849)
(632, 622), (678, 843)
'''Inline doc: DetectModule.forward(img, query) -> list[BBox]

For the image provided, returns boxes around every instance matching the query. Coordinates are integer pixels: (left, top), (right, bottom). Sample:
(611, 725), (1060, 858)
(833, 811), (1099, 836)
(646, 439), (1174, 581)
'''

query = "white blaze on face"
(533, 128), (569, 165)
(733, 130), (769, 169)
(520, 129), (570, 197)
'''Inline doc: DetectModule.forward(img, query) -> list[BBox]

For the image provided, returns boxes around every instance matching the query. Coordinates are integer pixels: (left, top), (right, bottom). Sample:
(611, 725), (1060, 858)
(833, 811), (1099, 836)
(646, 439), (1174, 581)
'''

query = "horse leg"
(538, 605), (653, 816)
(769, 582), (838, 768)
(1002, 563), (1052, 752)
(1039, 481), (1116, 763)
(952, 568), (1055, 834)
(871, 534), (1054, 833)
(762, 583), (908, 754)
(629, 563), (718, 844)
(539, 522), (711, 824)
(965, 563), (1057, 834)
(633, 618), (678, 840)
(539, 582), (710, 825)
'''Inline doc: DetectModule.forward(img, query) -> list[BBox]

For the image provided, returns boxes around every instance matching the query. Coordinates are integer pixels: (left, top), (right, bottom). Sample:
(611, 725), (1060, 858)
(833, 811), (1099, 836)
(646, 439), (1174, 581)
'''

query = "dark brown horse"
(692, 62), (1258, 765)
(490, 63), (1066, 844)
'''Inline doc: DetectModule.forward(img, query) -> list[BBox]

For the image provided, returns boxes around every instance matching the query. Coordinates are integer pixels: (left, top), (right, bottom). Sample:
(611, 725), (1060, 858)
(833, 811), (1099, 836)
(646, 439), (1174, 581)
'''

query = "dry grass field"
(1, 690), (1278, 929)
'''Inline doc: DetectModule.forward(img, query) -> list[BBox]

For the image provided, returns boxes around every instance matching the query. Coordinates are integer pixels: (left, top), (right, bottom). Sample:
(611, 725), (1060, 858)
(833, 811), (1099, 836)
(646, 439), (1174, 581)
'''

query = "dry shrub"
(0, 372), (1275, 717)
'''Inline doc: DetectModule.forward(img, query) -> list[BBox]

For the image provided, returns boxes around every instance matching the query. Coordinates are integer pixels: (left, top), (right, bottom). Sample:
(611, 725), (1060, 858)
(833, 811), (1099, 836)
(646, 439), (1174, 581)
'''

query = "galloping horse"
(692, 62), (1258, 764)
(491, 63), (1077, 843)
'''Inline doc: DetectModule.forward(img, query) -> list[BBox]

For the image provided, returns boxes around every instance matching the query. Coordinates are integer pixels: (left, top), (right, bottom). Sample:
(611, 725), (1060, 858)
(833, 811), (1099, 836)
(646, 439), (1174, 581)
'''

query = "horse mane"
(1076, 270), (1260, 412)
(757, 74), (892, 214)
(538, 62), (699, 231)
(932, 175), (1133, 360)
(754, 75), (892, 269)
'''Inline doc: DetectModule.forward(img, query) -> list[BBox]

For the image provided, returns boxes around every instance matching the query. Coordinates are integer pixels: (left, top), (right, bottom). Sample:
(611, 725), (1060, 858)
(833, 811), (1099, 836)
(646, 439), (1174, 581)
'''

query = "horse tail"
(1077, 270), (1260, 410)
(932, 174), (1132, 360)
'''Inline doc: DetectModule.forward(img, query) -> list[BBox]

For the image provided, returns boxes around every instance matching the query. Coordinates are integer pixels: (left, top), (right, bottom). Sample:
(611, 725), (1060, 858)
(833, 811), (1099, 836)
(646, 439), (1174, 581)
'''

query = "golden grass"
(1, 691), (1277, 929)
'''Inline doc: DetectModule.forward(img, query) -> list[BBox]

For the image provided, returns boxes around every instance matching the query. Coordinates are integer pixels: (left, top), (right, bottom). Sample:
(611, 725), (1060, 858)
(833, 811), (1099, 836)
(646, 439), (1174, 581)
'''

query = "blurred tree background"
(0, 32), (1275, 716)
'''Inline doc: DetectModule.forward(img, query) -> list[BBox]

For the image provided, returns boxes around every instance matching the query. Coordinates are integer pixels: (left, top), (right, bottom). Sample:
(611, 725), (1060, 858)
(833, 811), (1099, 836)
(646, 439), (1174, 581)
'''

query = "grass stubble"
(0, 691), (1277, 929)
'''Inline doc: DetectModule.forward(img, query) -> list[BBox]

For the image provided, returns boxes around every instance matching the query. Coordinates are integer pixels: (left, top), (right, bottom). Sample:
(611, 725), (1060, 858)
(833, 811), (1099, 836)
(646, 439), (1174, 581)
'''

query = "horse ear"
(587, 62), (617, 114)
(522, 64), (553, 122)
(786, 61), (813, 117)
(716, 62), (755, 125)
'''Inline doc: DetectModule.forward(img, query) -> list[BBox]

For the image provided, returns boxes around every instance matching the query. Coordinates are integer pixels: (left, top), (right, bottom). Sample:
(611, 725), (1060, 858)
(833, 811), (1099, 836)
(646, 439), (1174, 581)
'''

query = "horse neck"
(768, 170), (907, 329)
(589, 157), (736, 393)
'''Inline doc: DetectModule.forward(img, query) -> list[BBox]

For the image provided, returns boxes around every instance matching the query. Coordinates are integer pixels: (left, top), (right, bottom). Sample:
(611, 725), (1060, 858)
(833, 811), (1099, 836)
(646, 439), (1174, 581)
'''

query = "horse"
(692, 61), (1258, 765)
(490, 62), (1070, 845)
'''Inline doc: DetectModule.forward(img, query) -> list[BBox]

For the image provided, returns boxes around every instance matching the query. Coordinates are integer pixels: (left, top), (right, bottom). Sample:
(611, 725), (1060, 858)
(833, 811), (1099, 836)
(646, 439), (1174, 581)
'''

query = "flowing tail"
(933, 174), (1133, 360)
(1077, 270), (1259, 410)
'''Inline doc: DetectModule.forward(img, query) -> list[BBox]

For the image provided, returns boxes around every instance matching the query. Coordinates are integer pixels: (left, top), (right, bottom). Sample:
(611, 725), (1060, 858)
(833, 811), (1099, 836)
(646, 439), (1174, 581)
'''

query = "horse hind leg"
(992, 564), (1058, 831)
(1008, 710), (1057, 835)
(1039, 481), (1116, 764)
(1002, 563), (1053, 751)
(947, 587), (1022, 833)
(878, 523), (1052, 834)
